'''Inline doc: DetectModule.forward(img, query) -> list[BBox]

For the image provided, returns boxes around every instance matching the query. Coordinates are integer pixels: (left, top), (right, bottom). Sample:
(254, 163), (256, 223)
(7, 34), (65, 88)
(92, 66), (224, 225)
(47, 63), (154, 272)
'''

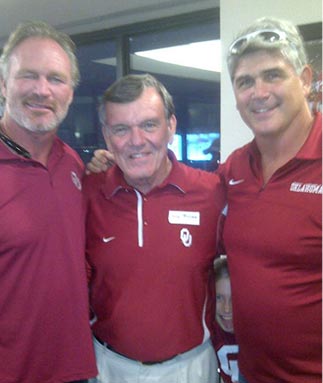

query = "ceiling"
(0, 0), (218, 46)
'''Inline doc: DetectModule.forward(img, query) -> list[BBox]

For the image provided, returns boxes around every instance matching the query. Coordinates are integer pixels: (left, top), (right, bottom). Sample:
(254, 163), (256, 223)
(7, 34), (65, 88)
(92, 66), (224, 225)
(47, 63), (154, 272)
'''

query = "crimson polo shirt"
(84, 151), (226, 362)
(218, 113), (322, 383)
(0, 137), (97, 383)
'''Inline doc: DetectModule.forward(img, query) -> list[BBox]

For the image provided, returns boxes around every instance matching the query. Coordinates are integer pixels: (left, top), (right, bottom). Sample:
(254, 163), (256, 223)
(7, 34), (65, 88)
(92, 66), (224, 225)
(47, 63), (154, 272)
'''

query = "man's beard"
(6, 99), (69, 133)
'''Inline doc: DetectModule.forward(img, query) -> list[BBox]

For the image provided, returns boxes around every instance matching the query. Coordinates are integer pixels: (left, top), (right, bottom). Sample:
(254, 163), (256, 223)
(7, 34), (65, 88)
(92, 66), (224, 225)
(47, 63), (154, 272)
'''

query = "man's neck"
(256, 110), (314, 184)
(125, 155), (173, 195)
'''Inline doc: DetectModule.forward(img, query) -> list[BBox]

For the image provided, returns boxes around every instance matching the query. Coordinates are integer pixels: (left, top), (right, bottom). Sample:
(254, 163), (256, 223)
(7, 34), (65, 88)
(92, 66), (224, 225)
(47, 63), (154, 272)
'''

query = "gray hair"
(99, 73), (175, 126)
(0, 20), (80, 88)
(227, 17), (308, 80)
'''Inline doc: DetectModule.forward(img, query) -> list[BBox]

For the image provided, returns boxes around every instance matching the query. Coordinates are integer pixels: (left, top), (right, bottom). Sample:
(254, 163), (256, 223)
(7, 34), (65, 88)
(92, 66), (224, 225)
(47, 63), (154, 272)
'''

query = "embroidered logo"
(180, 228), (192, 247)
(71, 171), (82, 190)
(102, 236), (115, 243)
(290, 182), (322, 194)
(229, 178), (244, 186)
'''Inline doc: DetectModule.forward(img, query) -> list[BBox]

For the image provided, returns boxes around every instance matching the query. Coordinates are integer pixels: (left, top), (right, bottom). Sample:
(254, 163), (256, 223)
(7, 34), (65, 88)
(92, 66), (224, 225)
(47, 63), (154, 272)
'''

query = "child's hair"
(214, 256), (230, 282)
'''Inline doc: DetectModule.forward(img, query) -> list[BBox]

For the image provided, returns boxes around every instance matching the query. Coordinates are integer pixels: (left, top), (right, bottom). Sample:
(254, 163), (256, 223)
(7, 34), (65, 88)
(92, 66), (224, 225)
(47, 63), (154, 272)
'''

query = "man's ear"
(300, 65), (313, 97)
(168, 114), (177, 144)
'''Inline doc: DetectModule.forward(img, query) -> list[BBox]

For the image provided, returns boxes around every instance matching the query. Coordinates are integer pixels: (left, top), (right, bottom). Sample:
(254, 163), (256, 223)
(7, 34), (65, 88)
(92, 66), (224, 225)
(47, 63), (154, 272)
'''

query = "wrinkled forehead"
(105, 89), (165, 124)
(10, 37), (70, 66)
(232, 48), (288, 79)
(8, 37), (73, 80)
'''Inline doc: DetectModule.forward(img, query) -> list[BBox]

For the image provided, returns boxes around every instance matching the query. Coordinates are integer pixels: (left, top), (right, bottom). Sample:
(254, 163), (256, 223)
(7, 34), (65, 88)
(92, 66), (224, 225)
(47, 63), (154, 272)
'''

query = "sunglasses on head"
(229, 29), (288, 55)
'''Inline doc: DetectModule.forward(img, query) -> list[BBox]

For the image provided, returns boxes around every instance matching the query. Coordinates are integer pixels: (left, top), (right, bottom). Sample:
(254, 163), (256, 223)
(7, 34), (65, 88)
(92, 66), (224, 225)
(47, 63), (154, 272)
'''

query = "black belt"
(95, 336), (178, 365)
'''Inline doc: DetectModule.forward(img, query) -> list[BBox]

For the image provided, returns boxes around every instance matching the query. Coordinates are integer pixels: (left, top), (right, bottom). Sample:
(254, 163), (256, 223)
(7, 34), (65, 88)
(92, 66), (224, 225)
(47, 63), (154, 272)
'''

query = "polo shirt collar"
(47, 137), (66, 168)
(249, 112), (322, 162)
(0, 139), (24, 160)
(296, 112), (322, 160)
(103, 149), (187, 198)
(0, 134), (65, 166)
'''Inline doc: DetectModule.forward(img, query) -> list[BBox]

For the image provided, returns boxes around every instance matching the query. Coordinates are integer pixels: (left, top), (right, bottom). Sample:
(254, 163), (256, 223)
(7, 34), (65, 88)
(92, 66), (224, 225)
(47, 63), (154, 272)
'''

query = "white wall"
(220, 0), (322, 161)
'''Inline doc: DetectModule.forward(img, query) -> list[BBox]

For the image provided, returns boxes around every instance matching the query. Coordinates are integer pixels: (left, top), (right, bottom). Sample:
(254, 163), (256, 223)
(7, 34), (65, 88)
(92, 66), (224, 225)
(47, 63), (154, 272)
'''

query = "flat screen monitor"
(187, 132), (219, 161)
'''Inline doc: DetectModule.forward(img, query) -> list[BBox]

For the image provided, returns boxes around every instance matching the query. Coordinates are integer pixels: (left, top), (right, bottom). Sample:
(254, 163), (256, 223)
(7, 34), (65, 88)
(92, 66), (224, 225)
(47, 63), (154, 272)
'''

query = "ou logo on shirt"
(180, 228), (192, 247)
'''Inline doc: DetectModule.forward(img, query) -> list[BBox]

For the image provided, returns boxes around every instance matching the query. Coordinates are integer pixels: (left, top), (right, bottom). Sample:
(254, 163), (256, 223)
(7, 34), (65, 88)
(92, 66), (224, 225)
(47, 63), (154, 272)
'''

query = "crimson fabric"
(212, 321), (238, 383)
(84, 151), (226, 362)
(0, 137), (97, 383)
(218, 113), (322, 383)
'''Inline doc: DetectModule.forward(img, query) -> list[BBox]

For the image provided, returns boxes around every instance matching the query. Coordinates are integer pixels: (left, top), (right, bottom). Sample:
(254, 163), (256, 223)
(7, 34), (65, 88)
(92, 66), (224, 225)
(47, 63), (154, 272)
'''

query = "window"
(300, 22), (322, 113)
(60, 9), (220, 170)
(59, 39), (117, 163)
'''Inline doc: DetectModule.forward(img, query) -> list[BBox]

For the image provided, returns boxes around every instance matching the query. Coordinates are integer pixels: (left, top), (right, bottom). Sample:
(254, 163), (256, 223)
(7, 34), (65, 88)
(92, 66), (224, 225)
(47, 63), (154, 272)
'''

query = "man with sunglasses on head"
(0, 21), (97, 382)
(86, 16), (321, 383)
(217, 17), (322, 383)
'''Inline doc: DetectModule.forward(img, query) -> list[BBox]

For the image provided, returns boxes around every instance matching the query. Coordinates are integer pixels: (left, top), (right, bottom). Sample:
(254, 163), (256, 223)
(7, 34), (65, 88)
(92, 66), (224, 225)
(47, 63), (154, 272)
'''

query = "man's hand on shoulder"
(85, 149), (115, 175)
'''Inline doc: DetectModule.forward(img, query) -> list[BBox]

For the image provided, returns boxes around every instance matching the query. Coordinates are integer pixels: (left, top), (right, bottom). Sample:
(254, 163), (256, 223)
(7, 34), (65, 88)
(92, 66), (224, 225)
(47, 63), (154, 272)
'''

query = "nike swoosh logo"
(229, 179), (244, 186)
(102, 236), (115, 243)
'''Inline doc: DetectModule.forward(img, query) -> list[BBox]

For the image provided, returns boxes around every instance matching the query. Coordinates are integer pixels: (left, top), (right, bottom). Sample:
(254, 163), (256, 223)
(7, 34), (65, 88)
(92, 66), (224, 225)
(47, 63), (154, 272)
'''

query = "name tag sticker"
(168, 210), (200, 226)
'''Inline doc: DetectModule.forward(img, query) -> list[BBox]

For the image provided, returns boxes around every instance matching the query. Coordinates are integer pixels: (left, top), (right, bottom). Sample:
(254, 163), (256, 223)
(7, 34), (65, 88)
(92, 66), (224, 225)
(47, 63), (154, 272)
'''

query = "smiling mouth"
(129, 152), (150, 159)
(221, 315), (233, 321)
(220, 317), (234, 331)
(253, 104), (276, 114)
(26, 102), (53, 111)
(24, 96), (55, 112)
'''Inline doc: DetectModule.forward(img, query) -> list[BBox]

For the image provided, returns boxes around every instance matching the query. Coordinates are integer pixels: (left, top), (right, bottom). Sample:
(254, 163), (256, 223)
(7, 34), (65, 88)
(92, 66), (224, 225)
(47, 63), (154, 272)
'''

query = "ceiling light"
(135, 40), (221, 72)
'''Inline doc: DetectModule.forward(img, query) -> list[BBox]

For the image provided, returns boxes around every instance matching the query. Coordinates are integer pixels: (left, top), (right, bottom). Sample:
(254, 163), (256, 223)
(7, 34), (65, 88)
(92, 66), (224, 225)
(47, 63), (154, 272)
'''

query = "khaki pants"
(89, 337), (218, 383)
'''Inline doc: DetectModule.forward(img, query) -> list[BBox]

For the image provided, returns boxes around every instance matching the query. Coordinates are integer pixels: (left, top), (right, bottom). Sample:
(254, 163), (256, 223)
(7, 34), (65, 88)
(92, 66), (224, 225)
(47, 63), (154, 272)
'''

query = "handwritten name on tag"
(168, 210), (200, 226)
